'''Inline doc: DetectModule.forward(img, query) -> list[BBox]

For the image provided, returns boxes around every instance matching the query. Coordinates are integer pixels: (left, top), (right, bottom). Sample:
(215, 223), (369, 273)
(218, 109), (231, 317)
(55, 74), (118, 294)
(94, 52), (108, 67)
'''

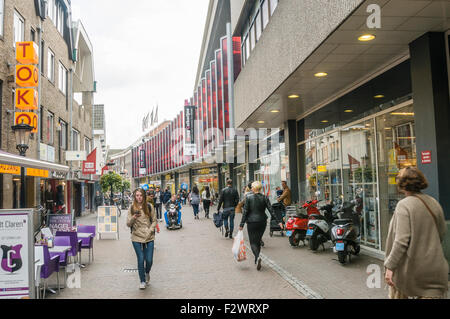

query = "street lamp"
(11, 122), (33, 208)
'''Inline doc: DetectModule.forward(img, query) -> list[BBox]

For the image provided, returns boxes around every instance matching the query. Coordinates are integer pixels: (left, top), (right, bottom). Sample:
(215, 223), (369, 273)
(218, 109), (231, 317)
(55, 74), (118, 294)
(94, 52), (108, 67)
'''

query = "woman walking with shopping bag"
(384, 167), (448, 299)
(127, 189), (157, 290)
(239, 181), (283, 271)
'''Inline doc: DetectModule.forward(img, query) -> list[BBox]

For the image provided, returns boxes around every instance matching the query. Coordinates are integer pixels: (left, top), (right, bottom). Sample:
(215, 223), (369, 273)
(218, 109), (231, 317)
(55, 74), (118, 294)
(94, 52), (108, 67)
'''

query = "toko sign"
(14, 42), (40, 134)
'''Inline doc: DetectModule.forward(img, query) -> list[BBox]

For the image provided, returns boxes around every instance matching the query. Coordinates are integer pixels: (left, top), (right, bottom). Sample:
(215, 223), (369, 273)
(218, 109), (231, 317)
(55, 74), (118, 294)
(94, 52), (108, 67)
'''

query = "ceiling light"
(288, 94), (300, 99)
(358, 34), (375, 42)
(390, 112), (414, 116)
(257, 121), (265, 124)
(270, 110), (280, 113)
(374, 95), (385, 98)
(344, 109), (353, 113)
(321, 120), (329, 123)
(314, 72), (328, 78)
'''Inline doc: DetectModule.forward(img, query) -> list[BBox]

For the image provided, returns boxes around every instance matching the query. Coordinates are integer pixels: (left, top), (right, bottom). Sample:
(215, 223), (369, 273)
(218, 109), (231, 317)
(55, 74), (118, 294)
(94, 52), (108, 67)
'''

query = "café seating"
(55, 231), (82, 264)
(77, 225), (96, 264)
(37, 245), (60, 299)
(49, 236), (71, 288)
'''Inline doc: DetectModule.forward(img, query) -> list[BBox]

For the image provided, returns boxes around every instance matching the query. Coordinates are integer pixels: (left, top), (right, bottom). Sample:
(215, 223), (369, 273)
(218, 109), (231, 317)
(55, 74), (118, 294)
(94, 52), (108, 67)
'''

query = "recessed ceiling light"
(391, 112), (414, 116)
(358, 34), (375, 42)
(314, 72), (328, 78)
(374, 94), (385, 98)
(344, 109), (353, 113)
(288, 94), (300, 99)
(270, 110), (280, 113)
(257, 120), (265, 124)
(321, 120), (329, 123)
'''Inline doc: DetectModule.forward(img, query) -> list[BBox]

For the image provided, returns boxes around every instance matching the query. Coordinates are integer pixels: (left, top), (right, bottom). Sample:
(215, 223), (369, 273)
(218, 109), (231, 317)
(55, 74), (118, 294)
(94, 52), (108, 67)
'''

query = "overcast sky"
(72, 0), (209, 149)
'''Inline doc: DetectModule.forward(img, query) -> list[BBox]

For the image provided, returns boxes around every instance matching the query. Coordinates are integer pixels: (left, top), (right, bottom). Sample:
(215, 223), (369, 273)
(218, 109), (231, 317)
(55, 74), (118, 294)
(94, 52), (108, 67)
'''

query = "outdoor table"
(77, 232), (94, 238)
(48, 246), (71, 253)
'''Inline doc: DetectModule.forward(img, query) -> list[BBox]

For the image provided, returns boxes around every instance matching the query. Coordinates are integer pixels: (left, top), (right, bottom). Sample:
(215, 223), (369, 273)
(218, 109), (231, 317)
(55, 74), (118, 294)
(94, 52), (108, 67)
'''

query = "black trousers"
(247, 221), (267, 263)
(203, 200), (211, 215)
(154, 203), (162, 219)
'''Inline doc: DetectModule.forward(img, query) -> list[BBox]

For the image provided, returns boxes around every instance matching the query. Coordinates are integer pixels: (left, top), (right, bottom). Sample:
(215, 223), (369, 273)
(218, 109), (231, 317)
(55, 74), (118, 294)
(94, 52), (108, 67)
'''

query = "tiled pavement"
(48, 205), (449, 299)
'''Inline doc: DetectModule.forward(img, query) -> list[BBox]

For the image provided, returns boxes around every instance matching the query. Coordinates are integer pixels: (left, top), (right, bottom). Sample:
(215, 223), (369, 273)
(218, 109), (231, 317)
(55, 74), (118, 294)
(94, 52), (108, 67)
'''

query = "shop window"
(13, 10), (24, 48)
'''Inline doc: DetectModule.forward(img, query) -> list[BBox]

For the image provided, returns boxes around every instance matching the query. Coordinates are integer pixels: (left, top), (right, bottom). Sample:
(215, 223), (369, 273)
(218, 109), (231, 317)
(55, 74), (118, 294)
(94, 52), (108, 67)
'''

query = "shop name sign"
(421, 151), (432, 164)
(15, 42), (39, 133)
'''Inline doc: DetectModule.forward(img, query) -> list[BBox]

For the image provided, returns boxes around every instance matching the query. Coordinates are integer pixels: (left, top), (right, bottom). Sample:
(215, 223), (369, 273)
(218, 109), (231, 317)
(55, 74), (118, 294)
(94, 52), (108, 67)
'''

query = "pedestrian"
(239, 181), (283, 271)
(182, 189), (187, 205)
(126, 189), (157, 290)
(201, 186), (212, 219)
(94, 191), (104, 212)
(384, 167), (448, 299)
(162, 187), (172, 205)
(164, 194), (182, 227)
(189, 186), (201, 219)
(217, 179), (240, 239)
(277, 181), (292, 220)
(154, 186), (163, 222)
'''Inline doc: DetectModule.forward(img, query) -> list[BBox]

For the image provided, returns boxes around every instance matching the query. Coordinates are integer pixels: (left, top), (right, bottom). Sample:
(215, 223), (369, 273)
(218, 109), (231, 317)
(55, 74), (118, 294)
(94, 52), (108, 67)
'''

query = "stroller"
(269, 202), (285, 237)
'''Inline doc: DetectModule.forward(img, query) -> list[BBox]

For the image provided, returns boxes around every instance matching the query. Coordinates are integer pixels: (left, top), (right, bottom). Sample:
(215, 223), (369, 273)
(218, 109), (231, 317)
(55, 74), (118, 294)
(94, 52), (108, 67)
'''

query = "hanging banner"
(82, 149), (97, 175)
(184, 105), (196, 156)
(0, 210), (34, 299)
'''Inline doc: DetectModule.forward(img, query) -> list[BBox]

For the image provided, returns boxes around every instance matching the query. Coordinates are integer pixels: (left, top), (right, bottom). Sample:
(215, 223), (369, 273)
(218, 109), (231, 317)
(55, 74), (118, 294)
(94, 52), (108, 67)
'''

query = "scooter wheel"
(269, 231), (273, 237)
(289, 232), (300, 247)
(338, 251), (347, 264)
(309, 237), (319, 251)
(180, 222), (183, 229)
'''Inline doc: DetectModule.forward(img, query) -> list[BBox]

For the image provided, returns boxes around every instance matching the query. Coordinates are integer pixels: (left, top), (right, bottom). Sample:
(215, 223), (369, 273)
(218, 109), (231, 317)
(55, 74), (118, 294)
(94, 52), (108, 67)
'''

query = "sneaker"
(256, 257), (262, 271)
(139, 282), (146, 290)
(145, 273), (150, 285)
(224, 229), (229, 238)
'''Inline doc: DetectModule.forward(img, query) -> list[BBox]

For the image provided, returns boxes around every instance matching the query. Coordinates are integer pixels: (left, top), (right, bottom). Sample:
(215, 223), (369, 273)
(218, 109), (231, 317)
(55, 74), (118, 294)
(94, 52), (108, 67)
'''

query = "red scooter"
(286, 200), (322, 246)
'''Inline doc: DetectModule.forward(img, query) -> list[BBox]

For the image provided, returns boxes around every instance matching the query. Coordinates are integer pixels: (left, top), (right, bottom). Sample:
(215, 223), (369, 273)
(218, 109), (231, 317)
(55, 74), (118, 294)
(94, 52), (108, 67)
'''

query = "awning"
(0, 150), (69, 173)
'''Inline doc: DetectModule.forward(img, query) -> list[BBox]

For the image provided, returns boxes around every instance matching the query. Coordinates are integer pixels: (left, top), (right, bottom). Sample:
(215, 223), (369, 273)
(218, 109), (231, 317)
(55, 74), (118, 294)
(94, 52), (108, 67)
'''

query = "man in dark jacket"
(162, 187), (171, 205)
(217, 179), (240, 239)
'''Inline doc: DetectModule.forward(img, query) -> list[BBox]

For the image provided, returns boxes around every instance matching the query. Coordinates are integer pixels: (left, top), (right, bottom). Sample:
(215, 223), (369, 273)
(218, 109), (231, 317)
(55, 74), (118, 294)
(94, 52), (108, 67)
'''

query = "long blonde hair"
(132, 189), (150, 217)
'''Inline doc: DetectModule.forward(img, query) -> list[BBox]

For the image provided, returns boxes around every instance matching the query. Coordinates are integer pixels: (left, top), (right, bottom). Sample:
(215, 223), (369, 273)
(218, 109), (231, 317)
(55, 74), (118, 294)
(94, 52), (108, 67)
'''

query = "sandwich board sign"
(0, 210), (35, 299)
(97, 206), (119, 240)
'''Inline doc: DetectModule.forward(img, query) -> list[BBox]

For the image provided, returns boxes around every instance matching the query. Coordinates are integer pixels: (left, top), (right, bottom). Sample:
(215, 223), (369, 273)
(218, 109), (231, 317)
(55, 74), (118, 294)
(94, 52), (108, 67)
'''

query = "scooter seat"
(310, 214), (325, 220)
(295, 213), (309, 219)
(333, 219), (353, 225)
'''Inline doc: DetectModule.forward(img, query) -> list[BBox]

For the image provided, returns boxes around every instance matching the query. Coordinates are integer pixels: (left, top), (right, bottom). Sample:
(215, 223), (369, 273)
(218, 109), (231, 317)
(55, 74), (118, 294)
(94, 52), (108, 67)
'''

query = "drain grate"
(122, 267), (138, 273)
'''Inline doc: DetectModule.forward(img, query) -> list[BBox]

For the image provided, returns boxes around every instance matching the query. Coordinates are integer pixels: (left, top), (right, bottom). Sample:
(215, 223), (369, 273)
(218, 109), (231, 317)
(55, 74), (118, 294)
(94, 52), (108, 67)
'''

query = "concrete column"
(217, 164), (224, 191)
(286, 120), (299, 203)
(189, 168), (193, 191)
(410, 32), (450, 219)
(175, 172), (179, 193)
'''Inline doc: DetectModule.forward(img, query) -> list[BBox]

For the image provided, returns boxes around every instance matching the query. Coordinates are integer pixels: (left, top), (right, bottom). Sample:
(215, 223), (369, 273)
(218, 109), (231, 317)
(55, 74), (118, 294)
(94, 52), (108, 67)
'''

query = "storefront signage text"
(48, 214), (73, 234)
(26, 168), (49, 178)
(421, 151), (432, 164)
(0, 164), (21, 175)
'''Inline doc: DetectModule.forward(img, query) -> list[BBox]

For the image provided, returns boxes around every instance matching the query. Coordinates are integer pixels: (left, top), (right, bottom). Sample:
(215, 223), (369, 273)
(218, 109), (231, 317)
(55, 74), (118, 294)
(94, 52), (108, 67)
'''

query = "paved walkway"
(47, 204), (449, 299)
(48, 205), (303, 299)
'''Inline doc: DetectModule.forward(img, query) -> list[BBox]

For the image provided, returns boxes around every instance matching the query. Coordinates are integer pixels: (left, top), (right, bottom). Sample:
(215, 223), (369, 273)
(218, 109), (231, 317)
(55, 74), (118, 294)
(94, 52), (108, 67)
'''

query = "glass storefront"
(192, 167), (219, 195)
(298, 101), (416, 251)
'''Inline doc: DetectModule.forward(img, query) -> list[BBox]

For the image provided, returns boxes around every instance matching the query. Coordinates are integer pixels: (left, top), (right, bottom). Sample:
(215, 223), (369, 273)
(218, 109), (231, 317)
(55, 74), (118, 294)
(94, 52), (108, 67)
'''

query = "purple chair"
(39, 245), (60, 299)
(50, 236), (70, 288)
(77, 225), (96, 264)
(55, 231), (82, 264)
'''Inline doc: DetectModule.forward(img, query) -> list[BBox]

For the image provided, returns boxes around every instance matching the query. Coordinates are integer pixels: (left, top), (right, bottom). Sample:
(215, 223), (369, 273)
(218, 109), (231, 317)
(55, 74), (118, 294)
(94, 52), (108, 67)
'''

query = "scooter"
(302, 200), (320, 216)
(165, 204), (182, 230)
(330, 201), (361, 264)
(305, 203), (336, 251)
(285, 206), (309, 247)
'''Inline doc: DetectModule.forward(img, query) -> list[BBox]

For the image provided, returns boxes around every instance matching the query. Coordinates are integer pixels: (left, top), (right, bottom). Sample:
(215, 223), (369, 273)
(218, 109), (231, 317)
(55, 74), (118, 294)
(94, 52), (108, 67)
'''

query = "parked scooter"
(302, 200), (320, 216)
(330, 201), (361, 264)
(285, 206), (309, 246)
(305, 203), (336, 251)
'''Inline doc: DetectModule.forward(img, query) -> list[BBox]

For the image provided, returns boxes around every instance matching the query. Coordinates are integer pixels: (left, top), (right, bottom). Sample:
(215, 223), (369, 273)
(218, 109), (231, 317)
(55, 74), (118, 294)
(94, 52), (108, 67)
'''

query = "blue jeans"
(192, 204), (199, 216)
(164, 211), (182, 226)
(222, 209), (235, 233)
(132, 241), (154, 283)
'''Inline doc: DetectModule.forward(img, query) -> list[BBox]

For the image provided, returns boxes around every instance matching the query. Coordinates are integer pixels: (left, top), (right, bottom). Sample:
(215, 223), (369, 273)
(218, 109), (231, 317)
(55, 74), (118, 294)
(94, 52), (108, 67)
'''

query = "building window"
(47, 112), (54, 145)
(31, 28), (36, 43)
(84, 137), (91, 153)
(59, 120), (67, 150)
(255, 11), (262, 42)
(13, 10), (24, 47)
(0, 0), (4, 37)
(40, 106), (44, 142)
(262, 0), (270, 29)
(48, 0), (57, 24)
(58, 62), (67, 94)
(40, 40), (45, 74)
(72, 129), (80, 151)
(270, 0), (278, 16)
(48, 49), (55, 82)
(57, 3), (64, 36)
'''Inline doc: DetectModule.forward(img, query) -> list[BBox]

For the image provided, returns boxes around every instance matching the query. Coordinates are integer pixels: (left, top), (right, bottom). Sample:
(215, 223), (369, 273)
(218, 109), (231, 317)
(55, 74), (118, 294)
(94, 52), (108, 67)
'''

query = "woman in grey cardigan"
(385, 167), (448, 299)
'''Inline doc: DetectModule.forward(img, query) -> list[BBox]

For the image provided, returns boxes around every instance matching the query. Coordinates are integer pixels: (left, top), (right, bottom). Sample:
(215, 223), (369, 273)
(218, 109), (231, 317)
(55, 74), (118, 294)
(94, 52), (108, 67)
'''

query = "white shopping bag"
(232, 230), (247, 262)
